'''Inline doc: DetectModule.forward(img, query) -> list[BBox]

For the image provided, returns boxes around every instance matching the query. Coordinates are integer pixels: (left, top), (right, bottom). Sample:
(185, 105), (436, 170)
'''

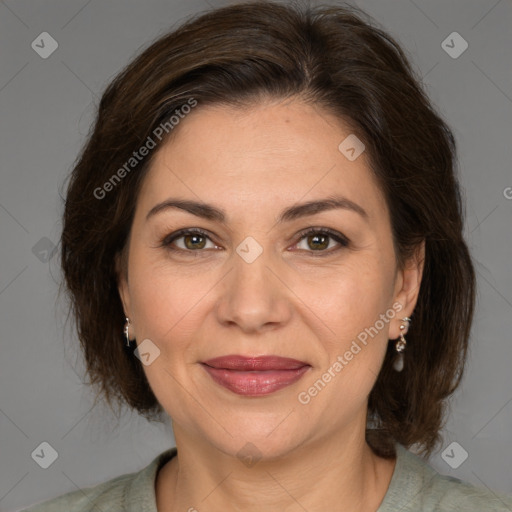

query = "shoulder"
(21, 472), (133, 512)
(22, 448), (177, 512)
(379, 443), (512, 511)
(426, 471), (512, 510)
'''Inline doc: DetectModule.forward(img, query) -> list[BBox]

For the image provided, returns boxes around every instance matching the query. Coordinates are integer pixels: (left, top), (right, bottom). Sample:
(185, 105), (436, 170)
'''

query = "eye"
(159, 226), (349, 256)
(292, 227), (349, 256)
(161, 228), (219, 253)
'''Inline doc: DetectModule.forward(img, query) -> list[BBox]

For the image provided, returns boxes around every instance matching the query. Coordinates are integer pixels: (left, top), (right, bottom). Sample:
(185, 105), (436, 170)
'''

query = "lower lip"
(201, 365), (310, 396)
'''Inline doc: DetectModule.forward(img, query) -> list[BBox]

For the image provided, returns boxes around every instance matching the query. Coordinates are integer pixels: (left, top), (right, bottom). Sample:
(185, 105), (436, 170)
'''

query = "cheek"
(299, 258), (395, 397)
(302, 257), (393, 335)
(126, 258), (206, 415)
(127, 250), (218, 358)
(295, 272), (393, 418)
(127, 252), (174, 335)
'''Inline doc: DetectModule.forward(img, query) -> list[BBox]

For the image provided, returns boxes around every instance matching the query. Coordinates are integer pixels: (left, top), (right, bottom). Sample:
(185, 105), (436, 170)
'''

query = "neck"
(156, 426), (396, 512)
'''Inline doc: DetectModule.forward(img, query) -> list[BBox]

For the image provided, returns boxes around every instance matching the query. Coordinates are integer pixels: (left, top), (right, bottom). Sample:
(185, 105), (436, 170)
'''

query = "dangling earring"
(393, 316), (411, 372)
(124, 317), (132, 347)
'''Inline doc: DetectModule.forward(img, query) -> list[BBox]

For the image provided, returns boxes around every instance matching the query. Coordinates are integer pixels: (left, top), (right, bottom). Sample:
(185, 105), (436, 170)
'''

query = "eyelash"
(160, 227), (350, 257)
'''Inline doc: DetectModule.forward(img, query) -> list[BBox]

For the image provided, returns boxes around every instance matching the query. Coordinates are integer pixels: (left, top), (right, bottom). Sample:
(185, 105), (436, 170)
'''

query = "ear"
(115, 251), (131, 318)
(389, 240), (425, 339)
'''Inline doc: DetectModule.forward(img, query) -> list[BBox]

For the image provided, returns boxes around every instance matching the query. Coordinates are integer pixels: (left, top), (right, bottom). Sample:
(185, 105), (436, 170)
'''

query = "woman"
(23, 1), (512, 511)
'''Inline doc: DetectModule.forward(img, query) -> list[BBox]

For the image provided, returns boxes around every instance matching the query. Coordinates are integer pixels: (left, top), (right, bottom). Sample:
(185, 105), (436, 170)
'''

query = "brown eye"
(305, 233), (330, 251)
(294, 227), (349, 255)
(162, 228), (217, 253)
(182, 233), (207, 250)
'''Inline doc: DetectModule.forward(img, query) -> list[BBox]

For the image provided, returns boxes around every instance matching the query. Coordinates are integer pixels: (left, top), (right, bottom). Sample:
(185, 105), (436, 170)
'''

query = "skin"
(116, 97), (425, 512)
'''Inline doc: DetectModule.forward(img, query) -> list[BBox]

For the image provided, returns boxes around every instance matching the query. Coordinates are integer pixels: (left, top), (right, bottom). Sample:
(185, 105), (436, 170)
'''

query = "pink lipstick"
(201, 355), (310, 396)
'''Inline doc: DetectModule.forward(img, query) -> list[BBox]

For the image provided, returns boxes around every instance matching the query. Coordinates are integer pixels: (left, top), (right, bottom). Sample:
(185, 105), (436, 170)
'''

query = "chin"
(207, 414), (311, 462)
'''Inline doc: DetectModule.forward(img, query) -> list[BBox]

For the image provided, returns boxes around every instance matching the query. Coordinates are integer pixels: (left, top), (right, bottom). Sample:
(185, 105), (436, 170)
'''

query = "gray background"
(0, 0), (511, 510)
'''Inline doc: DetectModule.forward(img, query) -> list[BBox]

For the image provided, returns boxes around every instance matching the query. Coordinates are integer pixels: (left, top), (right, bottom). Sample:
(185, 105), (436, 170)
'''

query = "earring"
(393, 316), (411, 372)
(124, 317), (132, 347)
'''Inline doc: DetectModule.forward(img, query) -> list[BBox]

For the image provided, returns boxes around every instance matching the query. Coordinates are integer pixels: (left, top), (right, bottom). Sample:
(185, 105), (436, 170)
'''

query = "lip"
(201, 355), (311, 396)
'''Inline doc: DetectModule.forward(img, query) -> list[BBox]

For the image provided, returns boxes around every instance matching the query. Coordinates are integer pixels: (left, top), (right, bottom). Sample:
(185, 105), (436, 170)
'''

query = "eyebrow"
(145, 195), (369, 224)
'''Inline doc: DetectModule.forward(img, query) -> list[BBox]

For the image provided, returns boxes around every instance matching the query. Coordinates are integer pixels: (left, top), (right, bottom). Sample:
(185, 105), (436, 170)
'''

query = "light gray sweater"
(22, 443), (512, 511)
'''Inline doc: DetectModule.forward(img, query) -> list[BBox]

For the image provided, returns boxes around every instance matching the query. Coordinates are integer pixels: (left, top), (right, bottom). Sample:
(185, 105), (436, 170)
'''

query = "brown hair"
(59, 0), (475, 458)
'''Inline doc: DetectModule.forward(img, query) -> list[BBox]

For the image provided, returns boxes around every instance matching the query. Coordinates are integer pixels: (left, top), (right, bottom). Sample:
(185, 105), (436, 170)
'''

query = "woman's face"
(117, 98), (423, 458)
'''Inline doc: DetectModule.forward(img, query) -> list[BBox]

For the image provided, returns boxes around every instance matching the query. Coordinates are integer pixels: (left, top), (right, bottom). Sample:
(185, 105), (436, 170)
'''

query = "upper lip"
(201, 355), (310, 371)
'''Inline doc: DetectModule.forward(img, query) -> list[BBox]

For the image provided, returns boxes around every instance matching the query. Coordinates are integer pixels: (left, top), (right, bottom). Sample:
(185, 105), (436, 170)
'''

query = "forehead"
(136, 99), (388, 227)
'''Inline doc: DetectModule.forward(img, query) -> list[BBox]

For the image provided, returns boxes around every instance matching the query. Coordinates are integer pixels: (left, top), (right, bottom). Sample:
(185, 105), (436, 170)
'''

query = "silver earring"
(124, 317), (131, 347)
(393, 317), (411, 372)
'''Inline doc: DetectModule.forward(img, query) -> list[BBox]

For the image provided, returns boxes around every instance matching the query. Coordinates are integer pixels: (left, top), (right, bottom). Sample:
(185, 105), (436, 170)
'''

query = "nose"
(215, 246), (293, 333)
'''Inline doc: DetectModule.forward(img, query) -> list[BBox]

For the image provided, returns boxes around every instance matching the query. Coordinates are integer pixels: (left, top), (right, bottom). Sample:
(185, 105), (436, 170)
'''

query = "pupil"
(309, 234), (328, 250)
(185, 234), (206, 250)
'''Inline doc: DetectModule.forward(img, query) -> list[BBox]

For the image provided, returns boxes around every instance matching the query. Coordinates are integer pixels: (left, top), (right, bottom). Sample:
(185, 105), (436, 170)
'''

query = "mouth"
(200, 355), (311, 396)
